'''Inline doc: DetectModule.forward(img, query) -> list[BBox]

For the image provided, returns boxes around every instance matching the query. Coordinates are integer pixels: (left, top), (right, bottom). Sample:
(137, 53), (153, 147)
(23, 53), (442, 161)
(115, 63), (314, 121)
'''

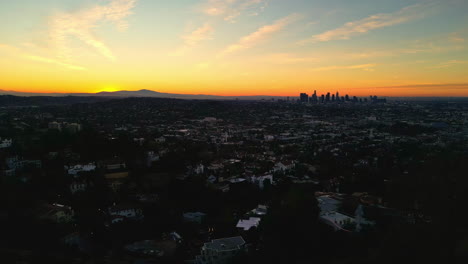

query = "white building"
(236, 217), (261, 231)
(317, 194), (375, 232)
(66, 163), (96, 176)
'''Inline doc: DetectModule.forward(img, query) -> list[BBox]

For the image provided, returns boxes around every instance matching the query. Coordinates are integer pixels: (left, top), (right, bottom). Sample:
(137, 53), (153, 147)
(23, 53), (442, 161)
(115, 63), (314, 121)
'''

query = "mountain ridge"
(0, 89), (283, 100)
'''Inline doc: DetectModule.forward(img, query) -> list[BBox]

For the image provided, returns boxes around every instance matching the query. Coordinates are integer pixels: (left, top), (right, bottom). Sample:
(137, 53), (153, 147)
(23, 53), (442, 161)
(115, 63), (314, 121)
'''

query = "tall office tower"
(321, 94), (325, 103)
(300, 93), (309, 103)
(345, 94), (350, 101)
(336, 91), (340, 101)
(326, 92), (330, 102)
(332, 94), (335, 101)
(312, 90), (318, 103)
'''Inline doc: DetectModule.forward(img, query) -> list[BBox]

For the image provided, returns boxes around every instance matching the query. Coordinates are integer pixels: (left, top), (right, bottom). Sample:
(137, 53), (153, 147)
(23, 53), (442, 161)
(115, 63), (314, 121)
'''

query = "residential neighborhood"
(0, 96), (467, 263)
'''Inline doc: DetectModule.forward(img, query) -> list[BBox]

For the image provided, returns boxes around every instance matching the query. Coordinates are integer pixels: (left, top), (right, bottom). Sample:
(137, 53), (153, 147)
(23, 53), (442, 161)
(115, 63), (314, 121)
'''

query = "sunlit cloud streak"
(171, 23), (215, 56)
(49, 0), (137, 61)
(201, 0), (268, 22)
(0, 44), (86, 71)
(310, 63), (376, 72)
(220, 13), (300, 56)
(300, 3), (436, 44)
(430, 60), (468, 69)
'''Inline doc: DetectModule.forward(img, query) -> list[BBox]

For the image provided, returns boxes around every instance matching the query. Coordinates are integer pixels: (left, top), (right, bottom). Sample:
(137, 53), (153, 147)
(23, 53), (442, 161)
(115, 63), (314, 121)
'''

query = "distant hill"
(0, 89), (283, 101)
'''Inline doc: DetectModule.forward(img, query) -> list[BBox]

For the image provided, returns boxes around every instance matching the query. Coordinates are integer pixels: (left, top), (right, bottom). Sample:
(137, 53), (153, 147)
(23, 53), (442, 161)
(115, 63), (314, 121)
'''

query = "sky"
(0, 0), (467, 97)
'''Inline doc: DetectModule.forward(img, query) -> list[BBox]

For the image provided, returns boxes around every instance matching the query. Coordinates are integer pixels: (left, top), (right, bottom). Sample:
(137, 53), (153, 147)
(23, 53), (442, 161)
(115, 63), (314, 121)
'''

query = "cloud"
(310, 63), (377, 72)
(22, 55), (87, 71)
(49, 0), (137, 61)
(375, 83), (468, 90)
(300, 3), (435, 44)
(171, 23), (214, 56)
(220, 13), (300, 56)
(430, 60), (468, 69)
(449, 33), (465, 43)
(201, 0), (268, 22)
(259, 53), (319, 64)
(0, 43), (86, 71)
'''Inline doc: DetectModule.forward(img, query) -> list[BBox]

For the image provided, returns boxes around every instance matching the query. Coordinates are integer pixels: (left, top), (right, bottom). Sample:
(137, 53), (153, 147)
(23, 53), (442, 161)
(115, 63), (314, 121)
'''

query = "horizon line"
(2, 89), (468, 98)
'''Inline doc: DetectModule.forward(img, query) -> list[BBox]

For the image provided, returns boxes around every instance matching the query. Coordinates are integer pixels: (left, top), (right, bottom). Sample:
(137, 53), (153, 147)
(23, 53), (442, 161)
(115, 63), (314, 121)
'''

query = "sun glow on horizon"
(95, 85), (123, 93)
(0, 0), (467, 96)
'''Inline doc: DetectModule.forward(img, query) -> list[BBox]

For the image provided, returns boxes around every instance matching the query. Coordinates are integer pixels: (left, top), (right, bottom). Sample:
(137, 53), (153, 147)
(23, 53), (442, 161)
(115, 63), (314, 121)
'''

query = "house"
(273, 160), (296, 172)
(36, 203), (75, 224)
(320, 211), (356, 232)
(146, 151), (160, 167)
(236, 217), (261, 231)
(206, 175), (217, 184)
(69, 181), (88, 194)
(48, 121), (61, 131)
(194, 164), (205, 174)
(101, 159), (126, 171)
(196, 236), (247, 264)
(6, 156), (42, 171)
(251, 205), (268, 216)
(66, 163), (96, 177)
(317, 194), (375, 232)
(250, 174), (274, 190)
(134, 193), (158, 203)
(64, 123), (81, 133)
(105, 171), (129, 192)
(0, 138), (12, 148)
(155, 136), (166, 143)
(108, 203), (143, 224)
(183, 212), (206, 224)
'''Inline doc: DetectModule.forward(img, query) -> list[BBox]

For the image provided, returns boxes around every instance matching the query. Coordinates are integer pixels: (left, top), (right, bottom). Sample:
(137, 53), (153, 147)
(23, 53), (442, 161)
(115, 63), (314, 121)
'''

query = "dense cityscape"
(1, 0), (467, 262)
(1, 95), (467, 263)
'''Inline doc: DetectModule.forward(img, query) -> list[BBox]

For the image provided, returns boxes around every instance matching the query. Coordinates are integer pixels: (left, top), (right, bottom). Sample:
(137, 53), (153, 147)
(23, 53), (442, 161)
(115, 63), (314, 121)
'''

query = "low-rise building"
(196, 236), (247, 264)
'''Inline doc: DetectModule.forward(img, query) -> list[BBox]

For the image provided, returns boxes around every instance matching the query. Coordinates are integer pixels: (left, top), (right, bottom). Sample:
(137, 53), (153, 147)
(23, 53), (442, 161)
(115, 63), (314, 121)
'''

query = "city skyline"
(1, 0), (468, 96)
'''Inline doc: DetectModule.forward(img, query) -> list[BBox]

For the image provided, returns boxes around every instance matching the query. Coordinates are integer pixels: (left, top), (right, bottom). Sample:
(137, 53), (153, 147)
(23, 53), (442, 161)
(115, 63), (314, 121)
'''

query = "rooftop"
(204, 236), (245, 251)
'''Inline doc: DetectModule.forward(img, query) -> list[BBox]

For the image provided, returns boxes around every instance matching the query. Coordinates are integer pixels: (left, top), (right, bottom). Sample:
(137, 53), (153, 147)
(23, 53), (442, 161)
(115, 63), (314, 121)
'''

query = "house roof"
(204, 236), (245, 251)
(236, 217), (261, 231)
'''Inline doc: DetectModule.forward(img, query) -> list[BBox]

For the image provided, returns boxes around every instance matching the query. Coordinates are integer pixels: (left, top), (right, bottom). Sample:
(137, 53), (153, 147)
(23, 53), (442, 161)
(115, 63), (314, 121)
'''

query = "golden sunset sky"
(0, 0), (467, 96)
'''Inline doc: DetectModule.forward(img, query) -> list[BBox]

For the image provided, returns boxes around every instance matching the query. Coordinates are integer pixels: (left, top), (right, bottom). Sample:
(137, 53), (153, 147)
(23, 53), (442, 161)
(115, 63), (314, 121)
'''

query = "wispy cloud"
(0, 44), (86, 71)
(171, 23), (215, 56)
(23, 55), (87, 71)
(310, 63), (377, 72)
(449, 33), (465, 43)
(259, 53), (319, 64)
(430, 60), (468, 69)
(220, 13), (300, 56)
(49, 0), (137, 61)
(201, 0), (268, 23)
(300, 3), (435, 44)
(374, 83), (468, 90)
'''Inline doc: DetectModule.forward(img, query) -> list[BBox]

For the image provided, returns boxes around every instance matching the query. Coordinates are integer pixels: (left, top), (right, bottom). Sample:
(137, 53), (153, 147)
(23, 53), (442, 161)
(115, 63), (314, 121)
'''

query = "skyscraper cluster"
(298, 91), (386, 104)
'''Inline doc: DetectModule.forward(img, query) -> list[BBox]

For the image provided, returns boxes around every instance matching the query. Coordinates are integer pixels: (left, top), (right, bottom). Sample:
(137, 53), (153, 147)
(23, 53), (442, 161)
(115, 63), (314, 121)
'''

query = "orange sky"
(0, 0), (467, 97)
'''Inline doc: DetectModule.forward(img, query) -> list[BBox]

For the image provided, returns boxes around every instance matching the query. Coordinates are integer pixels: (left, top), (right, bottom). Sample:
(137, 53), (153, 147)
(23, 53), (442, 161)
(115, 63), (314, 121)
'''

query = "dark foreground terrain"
(1, 96), (467, 263)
